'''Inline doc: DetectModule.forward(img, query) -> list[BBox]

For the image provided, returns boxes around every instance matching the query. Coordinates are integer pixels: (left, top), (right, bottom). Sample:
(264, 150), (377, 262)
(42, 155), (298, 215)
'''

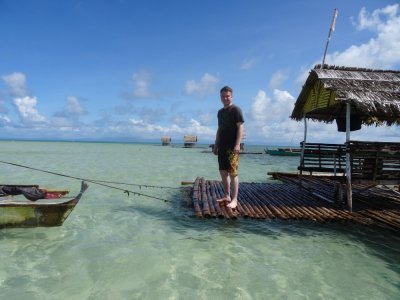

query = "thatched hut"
(161, 136), (171, 146)
(183, 135), (198, 148)
(291, 64), (400, 126)
(291, 65), (400, 211)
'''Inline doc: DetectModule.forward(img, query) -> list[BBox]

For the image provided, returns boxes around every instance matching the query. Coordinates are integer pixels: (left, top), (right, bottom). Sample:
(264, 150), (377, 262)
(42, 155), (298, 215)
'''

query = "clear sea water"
(0, 141), (399, 299)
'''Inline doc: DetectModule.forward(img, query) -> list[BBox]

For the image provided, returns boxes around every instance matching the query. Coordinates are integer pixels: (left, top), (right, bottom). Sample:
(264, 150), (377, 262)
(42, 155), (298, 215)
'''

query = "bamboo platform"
(188, 175), (400, 231)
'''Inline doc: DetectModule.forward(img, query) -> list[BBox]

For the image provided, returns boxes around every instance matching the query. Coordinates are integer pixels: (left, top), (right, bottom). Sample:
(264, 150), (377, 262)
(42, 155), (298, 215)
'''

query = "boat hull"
(265, 148), (301, 156)
(0, 198), (78, 228)
(0, 181), (88, 228)
(267, 150), (300, 156)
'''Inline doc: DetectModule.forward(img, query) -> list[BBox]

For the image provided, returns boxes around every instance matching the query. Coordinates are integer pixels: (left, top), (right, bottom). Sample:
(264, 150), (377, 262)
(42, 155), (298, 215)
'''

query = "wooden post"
(346, 103), (352, 211)
(300, 115), (307, 176)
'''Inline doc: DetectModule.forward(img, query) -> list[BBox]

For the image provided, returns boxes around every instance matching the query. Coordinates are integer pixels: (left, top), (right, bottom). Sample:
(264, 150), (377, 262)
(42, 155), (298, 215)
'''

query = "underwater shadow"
(114, 189), (400, 279)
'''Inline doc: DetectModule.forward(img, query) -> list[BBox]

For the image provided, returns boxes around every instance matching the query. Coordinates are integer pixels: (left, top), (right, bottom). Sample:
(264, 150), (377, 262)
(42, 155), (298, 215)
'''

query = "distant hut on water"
(183, 135), (198, 148)
(240, 129), (246, 151)
(161, 136), (171, 146)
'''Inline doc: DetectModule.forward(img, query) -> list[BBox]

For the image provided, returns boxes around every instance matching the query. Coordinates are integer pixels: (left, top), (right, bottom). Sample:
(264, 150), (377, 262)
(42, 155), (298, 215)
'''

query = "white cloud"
(132, 69), (152, 98)
(128, 118), (167, 133)
(249, 89), (294, 124)
(296, 4), (400, 86)
(51, 96), (88, 126)
(65, 96), (87, 115)
(241, 58), (258, 70)
(198, 112), (213, 125)
(247, 89), (300, 143)
(52, 116), (75, 128)
(295, 67), (311, 88)
(184, 73), (219, 97)
(268, 70), (289, 90)
(106, 117), (216, 142)
(250, 90), (270, 124)
(13, 96), (47, 124)
(184, 118), (215, 137)
(328, 4), (400, 68)
(356, 5), (398, 31)
(2, 72), (28, 97)
(138, 107), (165, 123)
(0, 115), (11, 127)
(51, 96), (87, 130)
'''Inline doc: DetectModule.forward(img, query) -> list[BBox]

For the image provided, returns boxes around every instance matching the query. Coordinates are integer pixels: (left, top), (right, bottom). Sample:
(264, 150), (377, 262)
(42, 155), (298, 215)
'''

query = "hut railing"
(299, 141), (400, 185)
(299, 142), (346, 175)
(348, 141), (400, 185)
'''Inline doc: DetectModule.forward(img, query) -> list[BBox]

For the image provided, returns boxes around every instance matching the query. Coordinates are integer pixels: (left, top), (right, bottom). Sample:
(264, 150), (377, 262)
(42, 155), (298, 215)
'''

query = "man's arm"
(234, 122), (244, 152)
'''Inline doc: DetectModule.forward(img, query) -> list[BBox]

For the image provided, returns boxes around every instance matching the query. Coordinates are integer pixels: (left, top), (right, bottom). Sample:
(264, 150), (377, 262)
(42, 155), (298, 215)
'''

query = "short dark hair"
(220, 86), (233, 94)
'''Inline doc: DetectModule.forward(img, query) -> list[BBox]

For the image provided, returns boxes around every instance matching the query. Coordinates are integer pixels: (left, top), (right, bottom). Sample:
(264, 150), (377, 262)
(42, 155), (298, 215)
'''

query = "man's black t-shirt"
(217, 104), (244, 150)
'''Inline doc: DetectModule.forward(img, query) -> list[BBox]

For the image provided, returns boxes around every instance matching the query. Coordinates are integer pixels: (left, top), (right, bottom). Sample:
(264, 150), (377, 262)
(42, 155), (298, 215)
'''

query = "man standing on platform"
(213, 86), (244, 209)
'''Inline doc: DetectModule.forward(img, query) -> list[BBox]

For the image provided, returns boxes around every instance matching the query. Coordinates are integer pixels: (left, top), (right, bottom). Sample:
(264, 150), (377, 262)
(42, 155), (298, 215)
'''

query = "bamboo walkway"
(189, 175), (400, 231)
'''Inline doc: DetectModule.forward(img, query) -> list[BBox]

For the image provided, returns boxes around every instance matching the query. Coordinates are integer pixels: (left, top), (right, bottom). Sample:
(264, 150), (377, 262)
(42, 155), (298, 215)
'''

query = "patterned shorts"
(218, 149), (239, 176)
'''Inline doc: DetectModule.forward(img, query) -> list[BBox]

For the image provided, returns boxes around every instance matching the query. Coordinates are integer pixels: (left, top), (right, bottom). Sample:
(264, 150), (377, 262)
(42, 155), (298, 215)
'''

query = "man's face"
(220, 91), (232, 108)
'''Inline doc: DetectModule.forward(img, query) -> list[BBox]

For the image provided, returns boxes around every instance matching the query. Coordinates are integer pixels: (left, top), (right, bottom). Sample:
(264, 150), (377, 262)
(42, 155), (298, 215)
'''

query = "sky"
(0, 0), (399, 145)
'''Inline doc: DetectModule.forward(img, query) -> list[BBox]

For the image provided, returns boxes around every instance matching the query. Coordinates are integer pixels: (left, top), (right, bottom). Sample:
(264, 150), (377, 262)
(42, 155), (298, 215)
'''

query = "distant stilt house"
(291, 64), (400, 211)
(161, 136), (171, 146)
(240, 129), (246, 151)
(183, 135), (198, 148)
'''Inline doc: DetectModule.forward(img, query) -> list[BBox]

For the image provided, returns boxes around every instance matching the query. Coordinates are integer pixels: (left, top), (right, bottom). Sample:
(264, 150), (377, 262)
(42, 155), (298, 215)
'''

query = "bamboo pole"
(242, 184), (285, 219)
(361, 209), (400, 230)
(205, 181), (217, 217)
(192, 177), (203, 218)
(321, 9), (338, 66)
(268, 178), (324, 221)
(209, 181), (223, 217)
(300, 116), (307, 178)
(276, 175), (348, 220)
(238, 187), (267, 219)
(234, 184), (260, 218)
(268, 185), (308, 219)
(190, 178), (400, 230)
(249, 183), (301, 219)
(346, 102), (353, 212)
(276, 183), (335, 222)
(200, 178), (211, 217)
(243, 186), (275, 218)
(214, 181), (236, 219)
(235, 187), (253, 218)
(235, 188), (256, 218)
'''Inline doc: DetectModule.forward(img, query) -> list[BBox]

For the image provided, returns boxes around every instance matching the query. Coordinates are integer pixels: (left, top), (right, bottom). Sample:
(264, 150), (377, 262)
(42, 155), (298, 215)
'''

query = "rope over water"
(0, 160), (176, 203)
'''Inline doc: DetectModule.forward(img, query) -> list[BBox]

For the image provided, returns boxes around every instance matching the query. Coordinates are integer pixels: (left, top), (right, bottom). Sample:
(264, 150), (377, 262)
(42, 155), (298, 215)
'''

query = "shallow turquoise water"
(0, 141), (399, 299)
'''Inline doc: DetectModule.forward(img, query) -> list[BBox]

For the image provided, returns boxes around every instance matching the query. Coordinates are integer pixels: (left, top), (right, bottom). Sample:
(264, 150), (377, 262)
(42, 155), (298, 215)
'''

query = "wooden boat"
(265, 147), (301, 156)
(0, 181), (88, 228)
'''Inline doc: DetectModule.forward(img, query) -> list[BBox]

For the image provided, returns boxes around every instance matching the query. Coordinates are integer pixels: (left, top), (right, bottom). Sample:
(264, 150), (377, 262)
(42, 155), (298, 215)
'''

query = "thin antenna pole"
(321, 8), (338, 68)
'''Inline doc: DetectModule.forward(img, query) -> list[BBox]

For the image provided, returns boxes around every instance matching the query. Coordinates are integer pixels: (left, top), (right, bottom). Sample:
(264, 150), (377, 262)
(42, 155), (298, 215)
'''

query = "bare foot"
(216, 195), (231, 203)
(226, 199), (238, 209)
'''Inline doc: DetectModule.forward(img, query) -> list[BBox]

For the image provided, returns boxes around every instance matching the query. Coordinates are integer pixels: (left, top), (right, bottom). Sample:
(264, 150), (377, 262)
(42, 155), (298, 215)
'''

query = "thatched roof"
(291, 65), (400, 126)
(183, 135), (197, 143)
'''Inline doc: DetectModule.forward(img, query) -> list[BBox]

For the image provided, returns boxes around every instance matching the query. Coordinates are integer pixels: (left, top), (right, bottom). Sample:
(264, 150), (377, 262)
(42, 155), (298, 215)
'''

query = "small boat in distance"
(0, 181), (88, 228)
(265, 147), (301, 156)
